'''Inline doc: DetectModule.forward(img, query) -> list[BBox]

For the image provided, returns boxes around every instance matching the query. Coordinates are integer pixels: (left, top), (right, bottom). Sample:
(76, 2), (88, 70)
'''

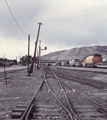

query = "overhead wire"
(4, 0), (28, 36)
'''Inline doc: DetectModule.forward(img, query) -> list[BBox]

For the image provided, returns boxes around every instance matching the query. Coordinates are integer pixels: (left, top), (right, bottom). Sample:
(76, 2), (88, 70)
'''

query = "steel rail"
(55, 66), (107, 74)
(25, 104), (35, 120)
(59, 79), (107, 113)
(20, 77), (44, 120)
(50, 68), (81, 120)
(44, 68), (74, 120)
(53, 70), (104, 89)
(50, 67), (107, 116)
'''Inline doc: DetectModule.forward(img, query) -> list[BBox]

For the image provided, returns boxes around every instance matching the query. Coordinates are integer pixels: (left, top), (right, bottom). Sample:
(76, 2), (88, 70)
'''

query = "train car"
(69, 59), (81, 67)
(55, 62), (61, 66)
(61, 61), (66, 66)
(0, 61), (4, 66)
(97, 61), (107, 66)
(81, 58), (85, 67)
(83, 54), (102, 67)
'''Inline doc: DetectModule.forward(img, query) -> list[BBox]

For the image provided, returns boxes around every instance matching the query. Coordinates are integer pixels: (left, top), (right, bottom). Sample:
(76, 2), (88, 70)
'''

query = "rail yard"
(1, 0), (107, 119)
(0, 66), (107, 120)
(1, 1), (107, 120)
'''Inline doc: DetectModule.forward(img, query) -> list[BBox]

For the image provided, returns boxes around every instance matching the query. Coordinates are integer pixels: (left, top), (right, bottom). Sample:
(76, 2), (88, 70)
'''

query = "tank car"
(83, 54), (102, 67)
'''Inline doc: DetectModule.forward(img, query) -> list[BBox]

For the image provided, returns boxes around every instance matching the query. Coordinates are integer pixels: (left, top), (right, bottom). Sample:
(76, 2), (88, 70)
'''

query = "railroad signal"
(38, 40), (47, 69)
(45, 47), (47, 50)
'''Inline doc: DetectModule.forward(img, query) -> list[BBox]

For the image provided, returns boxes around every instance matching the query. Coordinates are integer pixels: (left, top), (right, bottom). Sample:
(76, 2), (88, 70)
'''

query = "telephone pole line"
(29, 22), (43, 73)
(28, 35), (30, 76)
(39, 40), (41, 69)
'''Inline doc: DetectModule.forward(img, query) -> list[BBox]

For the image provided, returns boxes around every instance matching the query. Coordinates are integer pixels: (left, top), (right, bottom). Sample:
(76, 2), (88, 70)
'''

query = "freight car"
(69, 59), (81, 67)
(55, 62), (61, 66)
(82, 54), (102, 67)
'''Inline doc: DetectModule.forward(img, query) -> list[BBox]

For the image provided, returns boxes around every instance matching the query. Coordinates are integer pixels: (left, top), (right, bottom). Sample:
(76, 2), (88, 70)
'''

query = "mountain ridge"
(41, 45), (107, 60)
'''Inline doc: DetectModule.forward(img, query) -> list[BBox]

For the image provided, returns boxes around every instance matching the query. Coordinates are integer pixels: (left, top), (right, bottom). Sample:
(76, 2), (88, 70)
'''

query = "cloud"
(40, 0), (107, 47)
(1, 0), (107, 59)
(0, 0), (48, 39)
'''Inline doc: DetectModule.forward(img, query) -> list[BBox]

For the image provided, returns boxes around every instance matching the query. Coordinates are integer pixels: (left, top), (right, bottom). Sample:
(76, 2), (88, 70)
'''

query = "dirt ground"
(0, 68), (43, 119)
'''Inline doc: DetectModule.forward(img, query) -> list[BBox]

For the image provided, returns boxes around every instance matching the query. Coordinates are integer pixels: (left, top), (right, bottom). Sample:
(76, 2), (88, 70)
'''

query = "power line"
(4, 0), (28, 36)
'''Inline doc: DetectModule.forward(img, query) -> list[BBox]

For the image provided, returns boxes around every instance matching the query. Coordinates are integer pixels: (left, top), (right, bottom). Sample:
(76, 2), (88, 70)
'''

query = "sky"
(0, 0), (107, 60)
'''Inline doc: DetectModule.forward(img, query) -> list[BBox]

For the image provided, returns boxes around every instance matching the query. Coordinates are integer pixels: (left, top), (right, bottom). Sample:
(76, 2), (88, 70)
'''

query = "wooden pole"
(4, 64), (7, 86)
(29, 22), (43, 73)
(28, 35), (30, 76)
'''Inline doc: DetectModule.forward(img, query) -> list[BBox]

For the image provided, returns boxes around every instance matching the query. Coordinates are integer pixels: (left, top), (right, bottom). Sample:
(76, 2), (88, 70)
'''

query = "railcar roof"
(84, 54), (101, 58)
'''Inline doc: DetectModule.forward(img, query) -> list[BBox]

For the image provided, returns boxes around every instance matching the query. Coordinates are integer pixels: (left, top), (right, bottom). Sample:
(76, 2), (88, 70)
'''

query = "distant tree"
(13, 59), (17, 65)
(20, 55), (32, 65)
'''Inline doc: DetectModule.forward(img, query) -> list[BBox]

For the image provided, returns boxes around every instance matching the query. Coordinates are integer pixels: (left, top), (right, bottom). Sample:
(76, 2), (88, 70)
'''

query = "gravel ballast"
(0, 68), (43, 119)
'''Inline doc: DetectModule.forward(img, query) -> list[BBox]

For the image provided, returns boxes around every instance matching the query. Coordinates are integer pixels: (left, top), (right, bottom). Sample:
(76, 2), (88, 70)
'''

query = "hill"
(41, 45), (107, 60)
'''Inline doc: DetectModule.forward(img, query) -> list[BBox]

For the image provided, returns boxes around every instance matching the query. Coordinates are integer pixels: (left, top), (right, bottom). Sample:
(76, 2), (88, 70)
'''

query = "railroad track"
(4, 67), (80, 120)
(50, 67), (107, 119)
(4, 66), (107, 120)
(51, 67), (107, 89)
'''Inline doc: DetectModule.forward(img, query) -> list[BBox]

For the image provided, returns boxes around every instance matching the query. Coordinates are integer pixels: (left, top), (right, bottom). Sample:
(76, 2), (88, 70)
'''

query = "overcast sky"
(0, 0), (107, 59)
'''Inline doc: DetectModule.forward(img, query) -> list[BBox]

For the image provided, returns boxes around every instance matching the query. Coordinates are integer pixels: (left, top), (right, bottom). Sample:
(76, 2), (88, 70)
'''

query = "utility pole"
(3, 54), (7, 86)
(29, 22), (43, 73)
(4, 63), (7, 86)
(39, 40), (41, 69)
(16, 56), (18, 64)
(37, 49), (39, 69)
(28, 35), (30, 76)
